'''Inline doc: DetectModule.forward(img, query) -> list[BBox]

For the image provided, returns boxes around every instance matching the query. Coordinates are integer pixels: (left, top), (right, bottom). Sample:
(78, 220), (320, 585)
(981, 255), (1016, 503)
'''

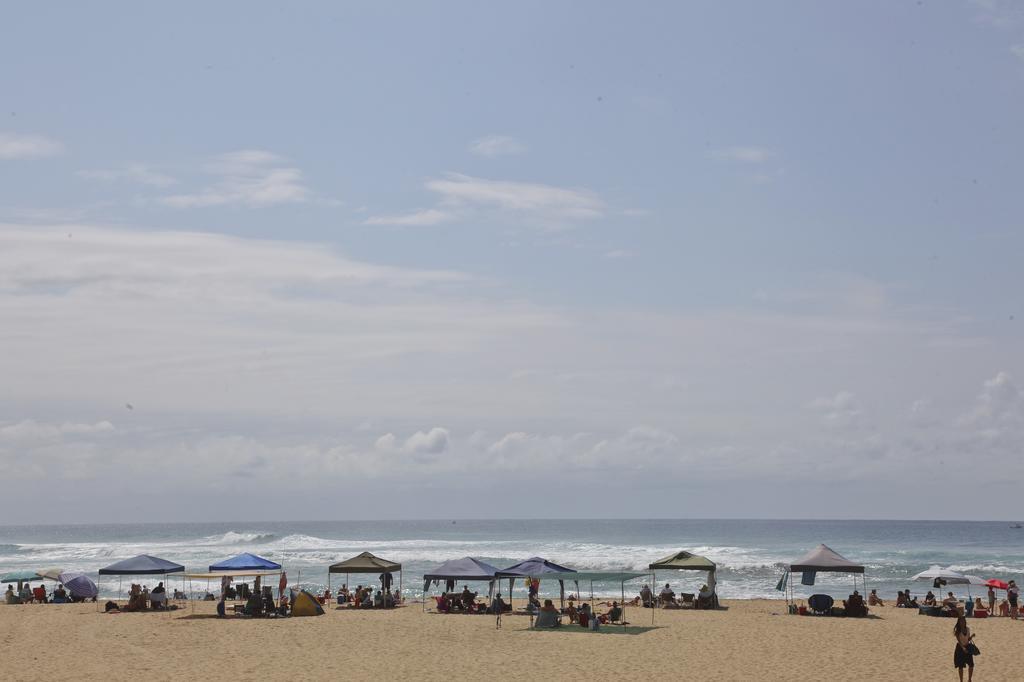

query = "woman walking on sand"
(1007, 580), (1019, 620)
(953, 615), (977, 682)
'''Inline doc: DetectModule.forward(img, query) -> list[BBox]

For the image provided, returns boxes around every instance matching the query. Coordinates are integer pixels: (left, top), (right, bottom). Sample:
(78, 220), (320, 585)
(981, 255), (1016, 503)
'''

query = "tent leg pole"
(652, 571), (655, 625)
(622, 580), (626, 630)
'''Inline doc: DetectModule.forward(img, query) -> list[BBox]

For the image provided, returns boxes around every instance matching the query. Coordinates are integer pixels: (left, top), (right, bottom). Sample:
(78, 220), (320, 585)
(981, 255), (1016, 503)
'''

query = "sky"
(1, 1), (1023, 523)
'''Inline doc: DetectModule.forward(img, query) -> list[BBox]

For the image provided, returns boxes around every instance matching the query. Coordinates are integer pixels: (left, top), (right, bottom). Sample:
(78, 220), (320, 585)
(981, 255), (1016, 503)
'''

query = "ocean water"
(1, 519), (1021, 600)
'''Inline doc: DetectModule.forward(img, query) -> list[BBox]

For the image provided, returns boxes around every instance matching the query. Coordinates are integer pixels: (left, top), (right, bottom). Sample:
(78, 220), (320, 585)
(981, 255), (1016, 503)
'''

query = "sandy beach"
(2, 599), (1019, 681)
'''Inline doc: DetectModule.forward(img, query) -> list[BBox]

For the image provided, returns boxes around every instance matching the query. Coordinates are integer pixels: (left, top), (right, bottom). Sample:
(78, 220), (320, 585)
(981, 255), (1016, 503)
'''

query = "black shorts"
(1010, 594), (1018, 607)
(954, 645), (974, 669)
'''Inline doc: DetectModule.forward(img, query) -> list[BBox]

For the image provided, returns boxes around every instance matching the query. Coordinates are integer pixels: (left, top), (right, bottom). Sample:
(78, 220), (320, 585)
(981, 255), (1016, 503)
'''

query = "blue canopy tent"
(421, 557), (500, 612)
(496, 557), (577, 622)
(99, 554), (185, 609)
(209, 552), (281, 572)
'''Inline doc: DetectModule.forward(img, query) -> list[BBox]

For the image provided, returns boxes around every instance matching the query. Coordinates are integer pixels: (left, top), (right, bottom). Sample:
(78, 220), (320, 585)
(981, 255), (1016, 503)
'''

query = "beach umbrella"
(910, 565), (969, 585)
(985, 579), (1009, 590)
(59, 572), (98, 599)
(1, 570), (41, 584)
(38, 567), (65, 582)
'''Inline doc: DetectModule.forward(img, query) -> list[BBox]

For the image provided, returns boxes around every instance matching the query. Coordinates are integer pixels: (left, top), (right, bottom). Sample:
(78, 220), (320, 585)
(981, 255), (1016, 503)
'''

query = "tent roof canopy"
(910, 565), (969, 584)
(422, 557), (500, 583)
(183, 570), (284, 580)
(329, 551), (401, 574)
(649, 550), (717, 572)
(98, 554), (185, 575)
(788, 544), (864, 574)
(209, 552), (281, 572)
(495, 557), (576, 577)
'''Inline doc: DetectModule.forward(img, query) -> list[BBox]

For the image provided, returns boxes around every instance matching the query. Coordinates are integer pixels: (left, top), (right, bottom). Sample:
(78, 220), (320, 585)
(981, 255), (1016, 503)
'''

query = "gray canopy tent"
(328, 552), (402, 607)
(421, 557), (500, 612)
(780, 544), (866, 605)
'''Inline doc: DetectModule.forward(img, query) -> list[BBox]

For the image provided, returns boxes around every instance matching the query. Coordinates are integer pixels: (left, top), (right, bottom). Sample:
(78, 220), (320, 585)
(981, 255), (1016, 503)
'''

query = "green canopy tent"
(328, 552), (402, 607)
(649, 550), (719, 622)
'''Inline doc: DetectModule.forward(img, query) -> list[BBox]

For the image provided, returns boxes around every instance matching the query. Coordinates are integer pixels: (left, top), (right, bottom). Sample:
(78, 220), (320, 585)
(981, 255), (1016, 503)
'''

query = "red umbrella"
(985, 579), (1009, 590)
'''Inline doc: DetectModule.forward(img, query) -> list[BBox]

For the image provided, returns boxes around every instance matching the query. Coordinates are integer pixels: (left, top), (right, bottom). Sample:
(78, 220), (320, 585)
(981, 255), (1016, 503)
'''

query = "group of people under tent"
(435, 585), (486, 613)
(322, 583), (402, 608)
(529, 597), (624, 629)
(912, 579), (1021, 619)
(103, 582), (175, 612)
(316, 571), (400, 608)
(5, 582), (94, 604)
(214, 576), (289, 618)
(639, 581), (717, 609)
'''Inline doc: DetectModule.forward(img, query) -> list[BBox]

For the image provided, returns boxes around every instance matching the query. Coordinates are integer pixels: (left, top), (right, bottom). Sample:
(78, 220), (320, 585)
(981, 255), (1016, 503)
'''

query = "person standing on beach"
(987, 585), (995, 615)
(1007, 580), (1019, 620)
(953, 616), (976, 682)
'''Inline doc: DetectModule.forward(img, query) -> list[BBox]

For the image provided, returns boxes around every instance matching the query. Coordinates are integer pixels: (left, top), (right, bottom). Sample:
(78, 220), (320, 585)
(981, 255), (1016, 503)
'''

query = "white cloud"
(0, 419), (114, 443)
(710, 146), (773, 164)
(159, 149), (311, 207)
(0, 132), (63, 159)
(78, 163), (177, 187)
(363, 208), (454, 226)
(808, 391), (863, 427)
(375, 427), (450, 455)
(469, 134), (526, 157)
(364, 173), (604, 230)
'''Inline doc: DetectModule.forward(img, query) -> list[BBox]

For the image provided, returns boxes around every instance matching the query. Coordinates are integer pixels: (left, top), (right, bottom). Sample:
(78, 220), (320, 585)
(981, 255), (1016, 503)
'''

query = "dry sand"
(2, 599), (1020, 681)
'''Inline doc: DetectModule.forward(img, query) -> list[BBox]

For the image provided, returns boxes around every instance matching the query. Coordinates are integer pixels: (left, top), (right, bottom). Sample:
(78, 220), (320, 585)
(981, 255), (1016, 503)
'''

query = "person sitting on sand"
(606, 601), (623, 623)
(896, 590), (907, 607)
(924, 591), (936, 606)
(5, 584), (19, 605)
(698, 584), (714, 609)
(943, 592), (959, 609)
(906, 592), (919, 608)
(18, 584), (32, 603)
(578, 602), (592, 627)
(32, 584), (47, 604)
(973, 597), (984, 614)
(244, 589), (262, 617)
(844, 590), (868, 617)
(374, 590), (384, 608)
(868, 590), (884, 607)
(52, 584), (68, 604)
(278, 593), (289, 616)
(565, 602), (578, 623)
(659, 583), (676, 606)
(461, 586), (475, 609)
(640, 584), (653, 608)
(322, 588), (331, 604)
(999, 598), (1010, 617)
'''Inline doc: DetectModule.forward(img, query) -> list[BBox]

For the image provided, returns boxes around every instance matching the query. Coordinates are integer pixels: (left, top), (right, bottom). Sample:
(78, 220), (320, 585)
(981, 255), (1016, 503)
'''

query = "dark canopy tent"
(209, 552), (281, 572)
(98, 554), (185, 609)
(495, 557), (577, 617)
(649, 550), (719, 616)
(99, 555), (185, 575)
(781, 544), (866, 605)
(421, 557), (500, 611)
(328, 552), (402, 606)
